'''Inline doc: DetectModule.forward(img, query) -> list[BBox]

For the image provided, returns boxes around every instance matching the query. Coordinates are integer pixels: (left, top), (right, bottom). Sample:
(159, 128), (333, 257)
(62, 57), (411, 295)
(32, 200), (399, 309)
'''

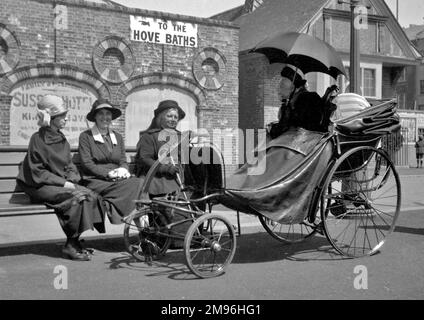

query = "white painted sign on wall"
(130, 15), (198, 48)
(9, 79), (97, 146)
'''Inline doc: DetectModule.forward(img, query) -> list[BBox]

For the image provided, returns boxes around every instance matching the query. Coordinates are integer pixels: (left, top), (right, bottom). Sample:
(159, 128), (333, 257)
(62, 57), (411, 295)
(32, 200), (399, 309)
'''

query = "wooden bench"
(0, 146), (137, 218)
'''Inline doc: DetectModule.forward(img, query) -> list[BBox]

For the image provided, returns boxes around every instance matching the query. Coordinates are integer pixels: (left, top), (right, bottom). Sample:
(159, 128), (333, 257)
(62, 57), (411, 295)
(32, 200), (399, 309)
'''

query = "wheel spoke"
(322, 146), (400, 257)
(259, 216), (317, 244)
(185, 214), (236, 278)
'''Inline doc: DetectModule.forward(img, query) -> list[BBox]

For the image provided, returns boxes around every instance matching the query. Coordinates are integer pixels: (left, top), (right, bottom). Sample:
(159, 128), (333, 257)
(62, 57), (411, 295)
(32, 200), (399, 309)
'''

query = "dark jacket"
(78, 129), (129, 179)
(135, 128), (181, 195)
(415, 140), (424, 154)
(270, 87), (333, 139)
(17, 127), (80, 188)
(78, 128), (141, 223)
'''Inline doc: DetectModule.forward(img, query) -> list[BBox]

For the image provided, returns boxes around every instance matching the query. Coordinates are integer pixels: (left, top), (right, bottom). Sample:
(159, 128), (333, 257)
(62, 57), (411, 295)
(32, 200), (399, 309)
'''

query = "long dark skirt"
(82, 177), (143, 224)
(147, 176), (180, 196)
(17, 181), (105, 238)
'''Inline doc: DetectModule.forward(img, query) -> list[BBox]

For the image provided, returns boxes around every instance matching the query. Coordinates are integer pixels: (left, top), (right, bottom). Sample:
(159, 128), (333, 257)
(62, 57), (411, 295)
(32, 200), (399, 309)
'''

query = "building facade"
(404, 24), (424, 137)
(213, 0), (423, 166)
(0, 0), (240, 171)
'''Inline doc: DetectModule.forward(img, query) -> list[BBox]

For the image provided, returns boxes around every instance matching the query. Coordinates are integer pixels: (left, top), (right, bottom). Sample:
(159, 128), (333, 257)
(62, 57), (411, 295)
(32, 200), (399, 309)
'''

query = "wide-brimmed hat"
(86, 99), (122, 122)
(153, 100), (185, 120)
(281, 65), (307, 88)
(36, 94), (68, 127)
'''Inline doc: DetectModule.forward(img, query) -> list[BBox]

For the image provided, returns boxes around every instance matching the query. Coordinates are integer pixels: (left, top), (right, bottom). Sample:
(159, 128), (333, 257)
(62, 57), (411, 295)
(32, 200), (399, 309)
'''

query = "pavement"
(0, 166), (423, 300)
(0, 166), (423, 247)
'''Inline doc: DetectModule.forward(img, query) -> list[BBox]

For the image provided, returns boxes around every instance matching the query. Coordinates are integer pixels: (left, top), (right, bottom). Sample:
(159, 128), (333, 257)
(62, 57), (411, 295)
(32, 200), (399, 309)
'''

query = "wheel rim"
(321, 147), (401, 257)
(123, 207), (171, 262)
(184, 214), (236, 278)
(258, 215), (317, 244)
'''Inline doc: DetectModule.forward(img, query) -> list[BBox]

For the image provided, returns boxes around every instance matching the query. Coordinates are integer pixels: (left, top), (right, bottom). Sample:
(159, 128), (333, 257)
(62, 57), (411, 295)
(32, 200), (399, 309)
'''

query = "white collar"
(91, 125), (118, 145)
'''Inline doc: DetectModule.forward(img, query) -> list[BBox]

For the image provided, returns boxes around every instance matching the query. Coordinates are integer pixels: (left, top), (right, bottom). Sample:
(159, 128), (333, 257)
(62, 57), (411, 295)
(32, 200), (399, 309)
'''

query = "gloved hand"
(64, 181), (76, 189)
(72, 185), (98, 202)
(323, 85), (339, 104)
(107, 169), (119, 180)
(159, 164), (180, 177)
(115, 167), (131, 179)
(71, 189), (88, 202)
(108, 168), (131, 180)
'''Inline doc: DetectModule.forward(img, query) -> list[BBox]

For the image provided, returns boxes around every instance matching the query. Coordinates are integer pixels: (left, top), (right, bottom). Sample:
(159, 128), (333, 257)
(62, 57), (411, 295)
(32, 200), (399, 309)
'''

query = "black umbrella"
(251, 32), (346, 79)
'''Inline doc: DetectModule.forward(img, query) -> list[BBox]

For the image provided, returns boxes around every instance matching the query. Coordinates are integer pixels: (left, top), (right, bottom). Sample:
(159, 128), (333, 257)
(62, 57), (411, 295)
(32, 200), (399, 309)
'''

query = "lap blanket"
(219, 127), (333, 224)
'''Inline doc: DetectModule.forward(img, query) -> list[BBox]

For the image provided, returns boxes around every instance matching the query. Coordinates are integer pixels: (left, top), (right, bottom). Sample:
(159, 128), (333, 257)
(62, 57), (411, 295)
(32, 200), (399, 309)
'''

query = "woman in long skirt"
(78, 99), (142, 224)
(17, 95), (104, 261)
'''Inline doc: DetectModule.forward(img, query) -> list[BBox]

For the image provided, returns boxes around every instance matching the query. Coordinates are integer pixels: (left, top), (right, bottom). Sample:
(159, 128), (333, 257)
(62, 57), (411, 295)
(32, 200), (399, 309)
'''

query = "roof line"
(28, 0), (240, 29)
(373, 0), (422, 59)
(299, 0), (332, 34)
(209, 4), (245, 20)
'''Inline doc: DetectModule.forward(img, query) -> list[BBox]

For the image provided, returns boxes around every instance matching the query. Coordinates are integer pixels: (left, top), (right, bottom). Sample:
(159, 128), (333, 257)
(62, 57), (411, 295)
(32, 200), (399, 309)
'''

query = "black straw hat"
(86, 99), (122, 122)
(153, 100), (185, 120)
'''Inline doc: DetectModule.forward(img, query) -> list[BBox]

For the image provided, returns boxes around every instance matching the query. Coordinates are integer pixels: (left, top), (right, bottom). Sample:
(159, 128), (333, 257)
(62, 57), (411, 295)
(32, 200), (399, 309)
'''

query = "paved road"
(0, 207), (423, 300)
(0, 168), (423, 300)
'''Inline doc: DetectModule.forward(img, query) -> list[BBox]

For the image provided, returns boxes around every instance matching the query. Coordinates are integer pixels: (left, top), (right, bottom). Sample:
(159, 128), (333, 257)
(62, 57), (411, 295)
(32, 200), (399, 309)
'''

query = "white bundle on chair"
(332, 93), (370, 122)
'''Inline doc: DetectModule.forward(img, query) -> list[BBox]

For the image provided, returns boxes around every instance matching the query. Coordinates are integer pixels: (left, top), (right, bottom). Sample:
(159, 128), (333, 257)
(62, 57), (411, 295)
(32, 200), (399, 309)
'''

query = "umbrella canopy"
(251, 32), (346, 79)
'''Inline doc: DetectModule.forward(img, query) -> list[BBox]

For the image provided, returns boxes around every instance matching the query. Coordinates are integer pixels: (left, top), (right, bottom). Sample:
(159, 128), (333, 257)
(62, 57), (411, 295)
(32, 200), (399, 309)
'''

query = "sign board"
(9, 79), (97, 146)
(130, 15), (198, 48)
(400, 117), (417, 143)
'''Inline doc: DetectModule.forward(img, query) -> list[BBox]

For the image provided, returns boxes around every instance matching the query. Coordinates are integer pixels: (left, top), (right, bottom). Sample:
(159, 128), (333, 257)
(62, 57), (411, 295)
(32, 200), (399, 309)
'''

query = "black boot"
(76, 238), (95, 255)
(62, 237), (91, 261)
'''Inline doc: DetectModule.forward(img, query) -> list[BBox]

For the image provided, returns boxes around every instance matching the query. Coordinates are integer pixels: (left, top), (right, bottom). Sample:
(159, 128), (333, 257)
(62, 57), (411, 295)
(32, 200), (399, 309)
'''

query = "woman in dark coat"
(16, 94), (104, 261)
(135, 100), (192, 248)
(134, 100), (186, 196)
(78, 99), (142, 224)
(268, 65), (337, 138)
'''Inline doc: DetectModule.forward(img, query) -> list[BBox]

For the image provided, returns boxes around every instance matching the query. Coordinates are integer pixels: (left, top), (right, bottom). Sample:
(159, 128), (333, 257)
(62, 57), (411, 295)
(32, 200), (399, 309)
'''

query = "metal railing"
(382, 128), (408, 166)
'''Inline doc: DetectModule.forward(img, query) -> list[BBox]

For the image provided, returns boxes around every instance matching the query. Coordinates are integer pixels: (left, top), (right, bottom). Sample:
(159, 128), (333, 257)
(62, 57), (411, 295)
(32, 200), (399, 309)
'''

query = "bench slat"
(0, 152), (26, 165)
(0, 147), (137, 217)
(0, 165), (19, 179)
(0, 192), (32, 204)
(0, 209), (55, 217)
(1, 152), (136, 165)
(0, 179), (20, 193)
(0, 204), (52, 213)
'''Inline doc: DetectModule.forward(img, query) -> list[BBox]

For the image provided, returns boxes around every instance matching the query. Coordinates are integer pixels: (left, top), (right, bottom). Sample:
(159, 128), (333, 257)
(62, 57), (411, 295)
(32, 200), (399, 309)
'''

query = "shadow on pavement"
(394, 226), (424, 236)
(0, 231), (350, 281)
(102, 232), (349, 280)
(0, 235), (125, 259)
(376, 225), (424, 236)
(232, 232), (346, 263)
(0, 241), (64, 259)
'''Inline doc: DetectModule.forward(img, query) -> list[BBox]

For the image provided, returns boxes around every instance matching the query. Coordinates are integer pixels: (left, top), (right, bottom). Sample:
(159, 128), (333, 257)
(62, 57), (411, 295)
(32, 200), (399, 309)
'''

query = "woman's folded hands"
(107, 167), (131, 180)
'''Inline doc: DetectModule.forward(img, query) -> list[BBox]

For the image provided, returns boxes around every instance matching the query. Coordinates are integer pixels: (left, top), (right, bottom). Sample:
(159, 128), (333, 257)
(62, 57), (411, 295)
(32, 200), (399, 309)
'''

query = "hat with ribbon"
(36, 94), (68, 127)
(281, 65), (307, 88)
(86, 99), (122, 122)
(153, 100), (185, 120)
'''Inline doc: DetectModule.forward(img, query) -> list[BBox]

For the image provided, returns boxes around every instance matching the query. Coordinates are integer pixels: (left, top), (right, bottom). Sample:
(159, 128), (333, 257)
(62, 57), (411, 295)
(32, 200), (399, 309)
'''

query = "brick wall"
(239, 53), (265, 131)
(0, 0), (240, 172)
(0, 95), (12, 145)
(263, 63), (283, 127)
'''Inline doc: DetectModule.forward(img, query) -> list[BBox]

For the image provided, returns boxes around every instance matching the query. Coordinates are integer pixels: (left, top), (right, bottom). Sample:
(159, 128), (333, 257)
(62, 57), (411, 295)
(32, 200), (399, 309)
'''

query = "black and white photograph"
(0, 0), (423, 304)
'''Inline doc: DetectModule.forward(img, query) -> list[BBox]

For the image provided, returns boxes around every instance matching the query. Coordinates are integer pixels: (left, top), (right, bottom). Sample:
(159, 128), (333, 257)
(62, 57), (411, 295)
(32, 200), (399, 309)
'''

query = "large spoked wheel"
(123, 207), (171, 262)
(184, 213), (236, 278)
(258, 215), (318, 244)
(321, 146), (401, 257)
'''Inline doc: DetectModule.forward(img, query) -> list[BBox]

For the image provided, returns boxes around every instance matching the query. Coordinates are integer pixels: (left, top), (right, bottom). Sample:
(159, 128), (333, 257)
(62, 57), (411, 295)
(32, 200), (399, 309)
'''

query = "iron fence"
(382, 128), (409, 166)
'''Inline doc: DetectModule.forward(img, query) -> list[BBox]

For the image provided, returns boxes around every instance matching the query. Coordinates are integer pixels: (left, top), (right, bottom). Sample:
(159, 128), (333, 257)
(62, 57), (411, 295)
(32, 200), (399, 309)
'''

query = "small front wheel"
(184, 214), (236, 278)
(123, 207), (171, 262)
